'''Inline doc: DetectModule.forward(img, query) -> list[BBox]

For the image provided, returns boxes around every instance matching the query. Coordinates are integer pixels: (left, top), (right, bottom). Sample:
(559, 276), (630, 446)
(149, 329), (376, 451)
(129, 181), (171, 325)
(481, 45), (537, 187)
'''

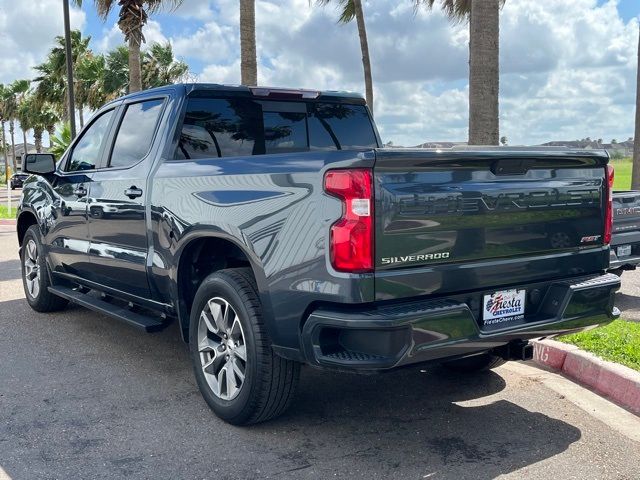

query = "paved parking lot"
(1, 228), (639, 479)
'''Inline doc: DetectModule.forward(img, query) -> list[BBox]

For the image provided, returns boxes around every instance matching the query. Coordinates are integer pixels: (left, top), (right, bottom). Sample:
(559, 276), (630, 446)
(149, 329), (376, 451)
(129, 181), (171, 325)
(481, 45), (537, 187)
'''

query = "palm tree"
(315, 0), (374, 114)
(101, 43), (189, 98)
(11, 80), (31, 166)
(104, 46), (131, 97)
(33, 30), (91, 125)
(75, 1), (184, 93)
(76, 52), (110, 111)
(417, 0), (503, 145)
(49, 123), (72, 159)
(633, 25), (640, 190)
(240, 0), (257, 85)
(0, 85), (10, 182)
(142, 43), (189, 88)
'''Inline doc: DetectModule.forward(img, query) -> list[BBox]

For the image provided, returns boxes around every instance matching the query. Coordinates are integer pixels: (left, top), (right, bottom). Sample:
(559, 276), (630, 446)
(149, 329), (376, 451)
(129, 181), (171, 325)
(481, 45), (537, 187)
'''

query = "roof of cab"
(107, 83), (366, 106)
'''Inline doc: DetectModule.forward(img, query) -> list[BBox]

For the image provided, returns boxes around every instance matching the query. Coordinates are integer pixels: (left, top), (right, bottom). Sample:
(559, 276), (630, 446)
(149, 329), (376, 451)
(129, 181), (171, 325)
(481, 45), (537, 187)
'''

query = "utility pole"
(62, 0), (77, 139)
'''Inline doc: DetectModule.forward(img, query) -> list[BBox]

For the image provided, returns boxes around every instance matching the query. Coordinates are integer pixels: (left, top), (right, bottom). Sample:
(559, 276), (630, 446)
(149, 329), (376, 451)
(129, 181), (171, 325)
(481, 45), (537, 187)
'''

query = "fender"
(167, 227), (277, 344)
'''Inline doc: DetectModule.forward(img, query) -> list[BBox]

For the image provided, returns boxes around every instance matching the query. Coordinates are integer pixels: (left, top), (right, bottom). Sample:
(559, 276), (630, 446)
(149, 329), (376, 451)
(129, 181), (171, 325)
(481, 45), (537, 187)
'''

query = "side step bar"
(48, 286), (167, 333)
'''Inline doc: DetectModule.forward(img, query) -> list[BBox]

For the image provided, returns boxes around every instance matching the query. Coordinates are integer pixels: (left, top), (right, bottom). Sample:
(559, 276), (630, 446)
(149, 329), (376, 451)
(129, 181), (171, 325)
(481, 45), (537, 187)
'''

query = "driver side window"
(65, 109), (115, 172)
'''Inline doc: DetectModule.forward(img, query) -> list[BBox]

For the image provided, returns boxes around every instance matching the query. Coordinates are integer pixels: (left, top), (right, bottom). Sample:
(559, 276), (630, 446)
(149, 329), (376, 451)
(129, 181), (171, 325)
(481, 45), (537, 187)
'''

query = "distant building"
(4, 143), (41, 171)
(541, 139), (633, 158)
(413, 141), (468, 149)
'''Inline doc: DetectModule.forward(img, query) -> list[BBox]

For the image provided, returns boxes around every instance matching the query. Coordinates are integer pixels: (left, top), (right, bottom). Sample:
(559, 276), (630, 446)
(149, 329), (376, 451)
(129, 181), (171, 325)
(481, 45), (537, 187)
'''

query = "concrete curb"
(532, 339), (640, 415)
(0, 219), (16, 226)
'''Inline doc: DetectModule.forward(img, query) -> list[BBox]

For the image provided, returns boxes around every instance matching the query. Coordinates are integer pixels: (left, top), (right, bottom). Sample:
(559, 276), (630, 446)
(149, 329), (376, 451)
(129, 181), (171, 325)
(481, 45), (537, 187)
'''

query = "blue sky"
(0, 0), (639, 146)
(608, 0), (638, 21)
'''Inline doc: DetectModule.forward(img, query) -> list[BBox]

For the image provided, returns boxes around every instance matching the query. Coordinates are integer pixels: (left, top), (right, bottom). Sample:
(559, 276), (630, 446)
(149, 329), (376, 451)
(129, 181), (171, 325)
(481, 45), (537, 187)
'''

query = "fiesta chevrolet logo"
(397, 188), (600, 216)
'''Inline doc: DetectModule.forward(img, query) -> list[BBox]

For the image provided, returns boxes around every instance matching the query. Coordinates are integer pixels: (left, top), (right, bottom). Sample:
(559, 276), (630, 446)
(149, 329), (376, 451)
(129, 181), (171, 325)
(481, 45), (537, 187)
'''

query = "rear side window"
(308, 103), (377, 150)
(109, 99), (164, 168)
(175, 96), (377, 159)
(177, 98), (262, 159)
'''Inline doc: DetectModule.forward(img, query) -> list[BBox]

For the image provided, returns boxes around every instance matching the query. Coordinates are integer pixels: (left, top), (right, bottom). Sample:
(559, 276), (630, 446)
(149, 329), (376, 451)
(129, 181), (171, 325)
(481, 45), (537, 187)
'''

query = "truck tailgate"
(613, 190), (640, 234)
(374, 148), (610, 300)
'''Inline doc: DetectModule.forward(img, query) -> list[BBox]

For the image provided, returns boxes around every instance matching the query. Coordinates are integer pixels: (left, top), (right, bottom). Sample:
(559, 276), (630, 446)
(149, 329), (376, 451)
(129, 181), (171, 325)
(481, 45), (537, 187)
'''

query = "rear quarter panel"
(149, 150), (375, 349)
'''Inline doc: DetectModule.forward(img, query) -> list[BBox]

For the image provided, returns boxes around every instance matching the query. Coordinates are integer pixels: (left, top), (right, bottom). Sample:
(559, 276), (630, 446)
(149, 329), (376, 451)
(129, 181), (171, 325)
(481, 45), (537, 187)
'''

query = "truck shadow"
(0, 298), (582, 480)
(263, 366), (581, 479)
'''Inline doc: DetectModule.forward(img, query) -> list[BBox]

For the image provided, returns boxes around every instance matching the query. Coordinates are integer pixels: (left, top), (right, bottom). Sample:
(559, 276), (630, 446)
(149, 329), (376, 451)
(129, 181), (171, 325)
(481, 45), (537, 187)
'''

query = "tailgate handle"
(491, 159), (534, 175)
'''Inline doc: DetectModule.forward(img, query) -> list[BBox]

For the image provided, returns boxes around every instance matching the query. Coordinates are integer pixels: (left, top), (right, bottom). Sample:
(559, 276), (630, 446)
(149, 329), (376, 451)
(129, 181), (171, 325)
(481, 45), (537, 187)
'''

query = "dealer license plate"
(482, 289), (526, 326)
(617, 245), (632, 257)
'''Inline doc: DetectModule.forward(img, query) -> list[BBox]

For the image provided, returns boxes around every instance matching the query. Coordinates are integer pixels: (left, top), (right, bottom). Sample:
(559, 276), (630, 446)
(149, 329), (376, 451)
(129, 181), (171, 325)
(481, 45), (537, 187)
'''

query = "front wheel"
(189, 268), (300, 425)
(441, 352), (506, 373)
(21, 225), (68, 312)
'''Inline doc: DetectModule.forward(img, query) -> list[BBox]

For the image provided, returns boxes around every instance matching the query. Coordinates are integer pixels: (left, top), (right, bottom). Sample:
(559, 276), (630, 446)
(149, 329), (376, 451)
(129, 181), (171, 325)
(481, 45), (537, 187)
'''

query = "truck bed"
(373, 147), (609, 300)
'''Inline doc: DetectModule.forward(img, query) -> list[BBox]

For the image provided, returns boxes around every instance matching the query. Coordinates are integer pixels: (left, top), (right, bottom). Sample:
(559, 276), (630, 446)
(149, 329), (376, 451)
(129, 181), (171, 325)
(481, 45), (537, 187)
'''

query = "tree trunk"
(632, 25), (640, 190)
(240, 0), (258, 85)
(22, 129), (28, 171)
(34, 127), (43, 153)
(353, 0), (374, 116)
(78, 103), (84, 129)
(9, 120), (17, 173)
(128, 36), (143, 93)
(47, 125), (55, 149)
(1, 121), (8, 183)
(468, 0), (500, 145)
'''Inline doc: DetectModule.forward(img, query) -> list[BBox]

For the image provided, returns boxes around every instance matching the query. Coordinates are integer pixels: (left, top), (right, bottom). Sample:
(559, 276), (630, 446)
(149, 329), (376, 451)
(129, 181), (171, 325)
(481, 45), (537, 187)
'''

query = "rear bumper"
(301, 273), (620, 371)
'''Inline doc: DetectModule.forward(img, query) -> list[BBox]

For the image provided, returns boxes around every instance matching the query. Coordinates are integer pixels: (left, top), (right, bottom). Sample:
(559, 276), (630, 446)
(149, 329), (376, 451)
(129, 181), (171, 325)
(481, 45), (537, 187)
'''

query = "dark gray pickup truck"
(17, 84), (620, 425)
(609, 190), (640, 274)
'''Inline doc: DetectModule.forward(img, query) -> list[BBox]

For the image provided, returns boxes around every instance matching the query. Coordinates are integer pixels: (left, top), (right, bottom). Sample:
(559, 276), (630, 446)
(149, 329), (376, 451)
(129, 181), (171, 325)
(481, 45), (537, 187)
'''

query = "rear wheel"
(21, 225), (68, 312)
(442, 352), (506, 373)
(189, 268), (300, 425)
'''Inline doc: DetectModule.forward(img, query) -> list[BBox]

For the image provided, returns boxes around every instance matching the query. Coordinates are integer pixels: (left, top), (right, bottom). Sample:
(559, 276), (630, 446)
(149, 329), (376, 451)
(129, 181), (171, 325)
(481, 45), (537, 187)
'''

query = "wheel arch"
(17, 209), (39, 246)
(173, 232), (275, 343)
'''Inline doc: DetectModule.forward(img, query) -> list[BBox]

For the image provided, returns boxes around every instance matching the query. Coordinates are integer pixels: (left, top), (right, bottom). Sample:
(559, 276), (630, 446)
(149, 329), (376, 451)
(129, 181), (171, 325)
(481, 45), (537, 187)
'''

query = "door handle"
(125, 186), (143, 199)
(74, 186), (87, 197)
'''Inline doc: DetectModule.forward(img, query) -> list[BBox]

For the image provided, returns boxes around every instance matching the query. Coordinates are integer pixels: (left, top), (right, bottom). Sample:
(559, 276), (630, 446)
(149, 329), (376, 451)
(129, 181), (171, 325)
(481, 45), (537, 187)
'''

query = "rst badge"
(482, 289), (526, 326)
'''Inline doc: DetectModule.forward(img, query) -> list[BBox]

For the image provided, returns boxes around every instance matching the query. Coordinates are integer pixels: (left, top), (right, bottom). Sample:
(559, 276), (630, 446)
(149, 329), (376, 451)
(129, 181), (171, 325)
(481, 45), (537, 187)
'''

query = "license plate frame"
(482, 289), (526, 327)
(617, 245), (632, 258)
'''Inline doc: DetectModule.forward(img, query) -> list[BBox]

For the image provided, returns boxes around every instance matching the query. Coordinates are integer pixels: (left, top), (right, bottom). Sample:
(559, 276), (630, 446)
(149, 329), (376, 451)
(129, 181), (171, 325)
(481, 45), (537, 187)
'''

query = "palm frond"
(314, 0), (356, 24)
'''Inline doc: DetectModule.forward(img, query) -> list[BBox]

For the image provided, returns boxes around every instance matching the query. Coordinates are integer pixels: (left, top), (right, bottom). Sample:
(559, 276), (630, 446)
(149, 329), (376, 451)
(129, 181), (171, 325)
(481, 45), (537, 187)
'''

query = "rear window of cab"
(175, 97), (378, 159)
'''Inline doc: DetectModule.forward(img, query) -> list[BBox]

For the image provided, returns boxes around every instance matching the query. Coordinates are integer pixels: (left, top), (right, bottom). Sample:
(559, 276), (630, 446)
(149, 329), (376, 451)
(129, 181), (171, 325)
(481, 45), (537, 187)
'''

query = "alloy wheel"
(23, 239), (41, 299)
(197, 297), (247, 401)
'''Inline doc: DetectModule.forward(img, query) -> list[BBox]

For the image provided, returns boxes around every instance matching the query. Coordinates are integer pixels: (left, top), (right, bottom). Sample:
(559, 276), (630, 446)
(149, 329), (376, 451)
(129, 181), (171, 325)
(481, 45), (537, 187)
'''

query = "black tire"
(610, 268), (624, 277)
(442, 352), (506, 373)
(189, 268), (300, 425)
(21, 225), (68, 313)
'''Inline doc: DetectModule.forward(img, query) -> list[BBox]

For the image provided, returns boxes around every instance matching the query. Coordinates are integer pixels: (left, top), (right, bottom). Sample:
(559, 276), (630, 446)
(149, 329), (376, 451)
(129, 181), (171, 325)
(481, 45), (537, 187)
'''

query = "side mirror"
(23, 153), (56, 175)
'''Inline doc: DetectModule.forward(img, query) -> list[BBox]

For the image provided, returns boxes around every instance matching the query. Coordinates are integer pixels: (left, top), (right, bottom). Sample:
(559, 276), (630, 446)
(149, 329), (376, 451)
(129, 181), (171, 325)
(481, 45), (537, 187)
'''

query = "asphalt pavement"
(1, 229), (639, 479)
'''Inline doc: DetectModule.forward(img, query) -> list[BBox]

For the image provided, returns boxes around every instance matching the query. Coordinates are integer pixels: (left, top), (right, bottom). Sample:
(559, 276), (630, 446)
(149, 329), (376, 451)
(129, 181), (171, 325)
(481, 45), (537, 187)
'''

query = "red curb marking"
(533, 339), (640, 415)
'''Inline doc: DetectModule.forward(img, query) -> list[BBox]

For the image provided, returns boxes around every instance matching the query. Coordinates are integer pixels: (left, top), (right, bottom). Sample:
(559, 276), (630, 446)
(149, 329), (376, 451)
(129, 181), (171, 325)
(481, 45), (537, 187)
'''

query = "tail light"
(324, 169), (374, 273)
(604, 164), (614, 245)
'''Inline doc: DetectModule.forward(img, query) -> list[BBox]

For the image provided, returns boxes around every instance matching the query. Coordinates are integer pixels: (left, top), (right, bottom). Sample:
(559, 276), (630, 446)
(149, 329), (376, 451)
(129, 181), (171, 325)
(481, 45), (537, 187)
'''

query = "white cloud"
(173, 21), (237, 63)
(0, 0), (85, 84)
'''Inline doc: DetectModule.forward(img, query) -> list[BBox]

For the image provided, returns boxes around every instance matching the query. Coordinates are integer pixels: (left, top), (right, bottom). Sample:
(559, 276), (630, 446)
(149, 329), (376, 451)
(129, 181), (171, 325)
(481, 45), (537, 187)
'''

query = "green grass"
(560, 320), (640, 372)
(611, 159), (632, 190)
(0, 205), (17, 219)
